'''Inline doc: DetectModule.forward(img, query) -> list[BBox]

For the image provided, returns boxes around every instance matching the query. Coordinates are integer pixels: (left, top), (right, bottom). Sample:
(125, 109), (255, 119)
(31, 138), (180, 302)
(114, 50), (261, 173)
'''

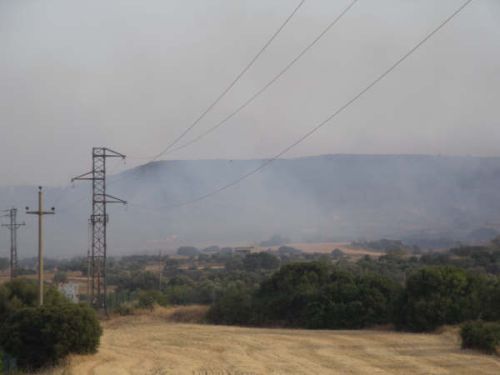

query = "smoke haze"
(0, 0), (499, 185)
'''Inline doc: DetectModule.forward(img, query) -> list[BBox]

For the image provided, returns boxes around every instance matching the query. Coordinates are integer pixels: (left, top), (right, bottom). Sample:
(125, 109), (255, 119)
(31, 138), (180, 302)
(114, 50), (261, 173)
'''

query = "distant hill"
(2, 154), (500, 257)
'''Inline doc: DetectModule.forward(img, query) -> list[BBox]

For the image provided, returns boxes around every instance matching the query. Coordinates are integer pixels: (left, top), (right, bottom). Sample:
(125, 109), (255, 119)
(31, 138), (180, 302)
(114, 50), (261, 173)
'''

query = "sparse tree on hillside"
(177, 246), (200, 257)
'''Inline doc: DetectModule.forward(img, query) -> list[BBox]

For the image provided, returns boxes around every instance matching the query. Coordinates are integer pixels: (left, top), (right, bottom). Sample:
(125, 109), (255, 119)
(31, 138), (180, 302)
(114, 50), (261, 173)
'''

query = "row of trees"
(207, 262), (500, 333)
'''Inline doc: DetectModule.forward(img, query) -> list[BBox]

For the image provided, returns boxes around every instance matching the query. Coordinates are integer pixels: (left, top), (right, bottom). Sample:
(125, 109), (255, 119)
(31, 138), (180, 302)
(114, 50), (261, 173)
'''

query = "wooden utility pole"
(158, 250), (163, 290)
(26, 186), (55, 306)
(87, 218), (92, 302)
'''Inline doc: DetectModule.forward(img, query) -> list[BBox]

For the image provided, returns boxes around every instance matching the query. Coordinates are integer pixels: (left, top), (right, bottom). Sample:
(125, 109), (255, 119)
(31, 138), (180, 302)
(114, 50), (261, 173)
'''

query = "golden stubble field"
(52, 308), (500, 375)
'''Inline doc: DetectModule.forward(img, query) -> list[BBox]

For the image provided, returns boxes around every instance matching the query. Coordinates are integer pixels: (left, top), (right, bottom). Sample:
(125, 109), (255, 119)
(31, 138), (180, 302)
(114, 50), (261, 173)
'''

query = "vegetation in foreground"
(2, 236), (500, 370)
(0, 279), (102, 371)
(90, 237), (500, 353)
(461, 321), (500, 354)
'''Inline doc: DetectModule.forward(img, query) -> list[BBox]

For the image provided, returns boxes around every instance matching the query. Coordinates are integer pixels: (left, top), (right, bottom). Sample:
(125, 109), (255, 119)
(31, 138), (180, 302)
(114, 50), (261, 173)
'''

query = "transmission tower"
(72, 147), (126, 313)
(2, 208), (25, 280)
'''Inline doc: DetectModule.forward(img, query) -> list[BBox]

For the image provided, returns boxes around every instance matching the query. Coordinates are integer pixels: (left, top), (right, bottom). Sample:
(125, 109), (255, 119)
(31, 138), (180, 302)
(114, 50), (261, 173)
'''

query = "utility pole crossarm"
(26, 210), (55, 215)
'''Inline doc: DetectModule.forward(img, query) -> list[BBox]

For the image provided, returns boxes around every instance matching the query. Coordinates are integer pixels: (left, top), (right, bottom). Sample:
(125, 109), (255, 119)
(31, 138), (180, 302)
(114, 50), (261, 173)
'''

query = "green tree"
(243, 252), (280, 271)
(396, 266), (475, 331)
(207, 285), (253, 325)
(255, 262), (330, 325)
(177, 246), (200, 257)
(137, 290), (167, 310)
(305, 270), (401, 329)
(0, 278), (68, 324)
(0, 304), (102, 370)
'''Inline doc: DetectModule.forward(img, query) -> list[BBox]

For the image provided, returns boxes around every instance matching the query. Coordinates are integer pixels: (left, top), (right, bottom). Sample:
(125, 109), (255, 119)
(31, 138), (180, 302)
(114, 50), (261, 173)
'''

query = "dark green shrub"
(255, 262), (330, 325)
(177, 246), (199, 257)
(300, 270), (401, 329)
(461, 321), (500, 354)
(207, 286), (253, 325)
(137, 290), (167, 309)
(0, 304), (102, 371)
(164, 285), (197, 305)
(207, 262), (401, 329)
(115, 303), (134, 316)
(0, 278), (68, 324)
(243, 252), (280, 271)
(396, 267), (475, 331)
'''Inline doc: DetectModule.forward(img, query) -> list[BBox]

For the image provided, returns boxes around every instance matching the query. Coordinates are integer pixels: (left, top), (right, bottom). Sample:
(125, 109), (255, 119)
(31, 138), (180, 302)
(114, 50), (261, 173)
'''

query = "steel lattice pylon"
(73, 148), (126, 313)
(2, 208), (25, 280)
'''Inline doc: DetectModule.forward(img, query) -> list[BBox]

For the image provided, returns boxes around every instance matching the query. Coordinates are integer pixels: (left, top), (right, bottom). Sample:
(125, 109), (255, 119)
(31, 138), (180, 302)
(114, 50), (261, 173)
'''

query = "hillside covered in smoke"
(2, 154), (500, 257)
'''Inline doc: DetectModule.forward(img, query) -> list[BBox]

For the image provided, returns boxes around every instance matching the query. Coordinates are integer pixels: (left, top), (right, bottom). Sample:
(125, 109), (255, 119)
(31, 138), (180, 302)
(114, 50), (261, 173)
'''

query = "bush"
(396, 267), (476, 332)
(177, 246), (200, 257)
(137, 290), (167, 310)
(115, 303), (135, 316)
(0, 303), (102, 370)
(206, 286), (253, 325)
(53, 271), (68, 284)
(164, 285), (197, 305)
(304, 271), (401, 329)
(254, 262), (331, 325)
(207, 262), (401, 329)
(461, 321), (500, 354)
(243, 252), (280, 271)
(0, 278), (68, 324)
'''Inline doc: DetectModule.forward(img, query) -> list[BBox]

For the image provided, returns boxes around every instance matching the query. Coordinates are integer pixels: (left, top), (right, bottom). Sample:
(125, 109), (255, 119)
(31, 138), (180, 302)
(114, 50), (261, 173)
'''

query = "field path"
(59, 314), (500, 375)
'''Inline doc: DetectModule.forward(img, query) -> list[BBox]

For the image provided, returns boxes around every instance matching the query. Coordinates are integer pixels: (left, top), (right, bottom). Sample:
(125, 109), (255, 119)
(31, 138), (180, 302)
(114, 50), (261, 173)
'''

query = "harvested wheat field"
(55, 308), (500, 375)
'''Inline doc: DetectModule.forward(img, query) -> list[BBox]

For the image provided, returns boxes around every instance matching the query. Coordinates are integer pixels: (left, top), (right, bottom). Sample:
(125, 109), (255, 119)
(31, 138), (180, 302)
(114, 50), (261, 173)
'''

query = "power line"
(146, 0), (306, 162)
(103, 0), (356, 189)
(167, 0), (359, 156)
(139, 0), (473, 212)
(45, 1), (305, 212)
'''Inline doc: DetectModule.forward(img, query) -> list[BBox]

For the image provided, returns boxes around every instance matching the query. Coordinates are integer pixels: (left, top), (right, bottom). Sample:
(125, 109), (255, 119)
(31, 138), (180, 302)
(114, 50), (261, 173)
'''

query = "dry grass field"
(51, 308), (500, 375)
(265, 242), (384, 258)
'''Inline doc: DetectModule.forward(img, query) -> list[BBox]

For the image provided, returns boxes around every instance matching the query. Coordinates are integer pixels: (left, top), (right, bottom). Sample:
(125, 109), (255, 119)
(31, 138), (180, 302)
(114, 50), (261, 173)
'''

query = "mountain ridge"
(2, 154), (500, 257)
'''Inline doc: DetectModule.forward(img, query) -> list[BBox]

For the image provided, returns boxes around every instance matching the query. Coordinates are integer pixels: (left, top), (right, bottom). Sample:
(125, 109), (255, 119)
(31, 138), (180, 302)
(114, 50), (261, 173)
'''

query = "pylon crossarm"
(71, 171), (94, 182)
(104, 194), (127, 204)
(103, 148), (126, 159)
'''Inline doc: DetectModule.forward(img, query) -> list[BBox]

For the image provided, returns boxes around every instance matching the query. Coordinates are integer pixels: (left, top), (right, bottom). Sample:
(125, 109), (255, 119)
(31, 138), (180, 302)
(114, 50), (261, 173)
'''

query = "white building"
(58, 282), (79, 303)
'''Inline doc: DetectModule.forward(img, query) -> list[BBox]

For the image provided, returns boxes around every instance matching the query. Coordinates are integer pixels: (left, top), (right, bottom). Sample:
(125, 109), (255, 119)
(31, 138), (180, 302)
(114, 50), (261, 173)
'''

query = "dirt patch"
(263, 242), (384, 258)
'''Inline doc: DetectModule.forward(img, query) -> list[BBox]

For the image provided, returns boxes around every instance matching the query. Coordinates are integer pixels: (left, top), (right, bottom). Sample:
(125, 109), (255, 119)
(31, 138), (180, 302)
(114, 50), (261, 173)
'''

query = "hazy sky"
(0, 0), (499, 186)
